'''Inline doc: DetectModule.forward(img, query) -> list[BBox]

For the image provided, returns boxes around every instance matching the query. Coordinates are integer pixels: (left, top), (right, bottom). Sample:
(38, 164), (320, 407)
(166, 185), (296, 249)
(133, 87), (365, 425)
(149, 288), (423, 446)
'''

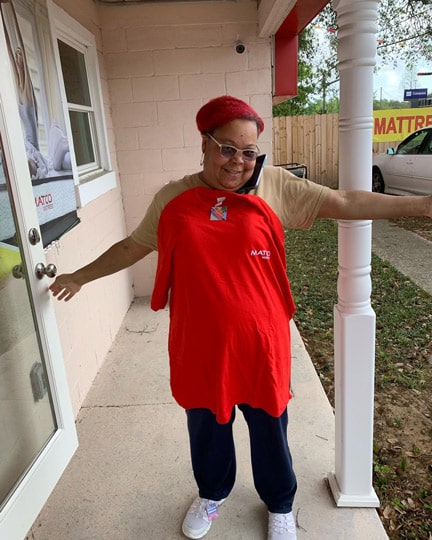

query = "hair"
(196, 95), (264, 135)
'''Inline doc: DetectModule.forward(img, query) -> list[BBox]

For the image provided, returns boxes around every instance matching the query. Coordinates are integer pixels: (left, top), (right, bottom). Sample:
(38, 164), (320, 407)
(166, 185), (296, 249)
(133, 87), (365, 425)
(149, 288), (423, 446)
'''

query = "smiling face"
(200, 119), (259, 192)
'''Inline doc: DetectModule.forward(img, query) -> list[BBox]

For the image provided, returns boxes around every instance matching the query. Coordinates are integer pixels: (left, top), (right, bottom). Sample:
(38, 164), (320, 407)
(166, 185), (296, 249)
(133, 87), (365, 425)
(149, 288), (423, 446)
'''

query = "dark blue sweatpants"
(185, 404), (297, 513)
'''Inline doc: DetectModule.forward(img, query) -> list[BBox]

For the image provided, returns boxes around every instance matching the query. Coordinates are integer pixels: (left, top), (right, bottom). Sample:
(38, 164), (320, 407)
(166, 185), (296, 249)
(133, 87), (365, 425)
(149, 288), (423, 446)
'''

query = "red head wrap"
(196, 95), (264, 135)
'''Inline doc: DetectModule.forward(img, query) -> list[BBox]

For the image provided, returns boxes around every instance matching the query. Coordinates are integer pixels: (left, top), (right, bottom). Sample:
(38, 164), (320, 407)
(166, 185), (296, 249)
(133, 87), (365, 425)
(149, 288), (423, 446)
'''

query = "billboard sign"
(404, 88), (428, 100)
(373, 107), (432, 142)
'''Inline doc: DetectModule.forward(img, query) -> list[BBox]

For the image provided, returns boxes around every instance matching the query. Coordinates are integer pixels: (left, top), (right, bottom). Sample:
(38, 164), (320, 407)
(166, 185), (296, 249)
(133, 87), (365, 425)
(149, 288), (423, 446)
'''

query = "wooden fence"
(272, 114), (397, 187)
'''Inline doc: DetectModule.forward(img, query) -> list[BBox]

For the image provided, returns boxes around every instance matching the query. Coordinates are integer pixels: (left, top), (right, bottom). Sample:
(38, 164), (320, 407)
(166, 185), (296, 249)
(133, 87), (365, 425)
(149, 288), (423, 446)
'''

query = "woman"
(50, 96), (432, 540)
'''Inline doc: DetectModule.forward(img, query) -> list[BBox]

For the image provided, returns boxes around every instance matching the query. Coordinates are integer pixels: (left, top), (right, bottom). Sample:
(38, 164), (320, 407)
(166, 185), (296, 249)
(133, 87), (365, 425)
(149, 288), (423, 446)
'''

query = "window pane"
(58, 40), (91, 106)
(69, 111), (95, 166)
(397, 131), (428, 155)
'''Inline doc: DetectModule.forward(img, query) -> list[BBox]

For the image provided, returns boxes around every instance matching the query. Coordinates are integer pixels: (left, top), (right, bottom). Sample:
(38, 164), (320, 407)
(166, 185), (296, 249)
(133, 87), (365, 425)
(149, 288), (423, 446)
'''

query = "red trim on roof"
(273, 34), (298, 102)
(273, 0), (330, 102)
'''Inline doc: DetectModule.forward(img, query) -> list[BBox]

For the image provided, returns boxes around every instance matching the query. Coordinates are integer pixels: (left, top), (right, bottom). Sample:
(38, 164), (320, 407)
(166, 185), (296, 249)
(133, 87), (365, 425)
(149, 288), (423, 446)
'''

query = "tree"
(272, 23), (341, 116)
(274, 0), (432, 116)
(377, 0), (432, 68)
(272, 28), (318, 116)
(373, 98), (409, 110)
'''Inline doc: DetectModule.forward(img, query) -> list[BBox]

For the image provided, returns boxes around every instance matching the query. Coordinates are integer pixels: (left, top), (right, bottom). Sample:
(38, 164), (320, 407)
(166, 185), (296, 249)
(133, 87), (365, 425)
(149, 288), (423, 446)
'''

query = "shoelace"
(269, 513), (296, 534)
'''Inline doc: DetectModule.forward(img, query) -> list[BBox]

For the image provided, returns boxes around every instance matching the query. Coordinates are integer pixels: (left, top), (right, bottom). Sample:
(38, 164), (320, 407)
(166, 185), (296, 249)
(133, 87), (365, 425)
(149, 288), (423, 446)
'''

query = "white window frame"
(57, 38), (100, 177)
(47, 0), (116, 207)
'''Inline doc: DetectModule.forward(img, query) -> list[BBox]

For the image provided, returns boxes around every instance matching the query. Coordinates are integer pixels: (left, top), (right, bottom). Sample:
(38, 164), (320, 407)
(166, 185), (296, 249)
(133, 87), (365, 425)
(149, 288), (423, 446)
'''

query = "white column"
(327, 0), (380, 507)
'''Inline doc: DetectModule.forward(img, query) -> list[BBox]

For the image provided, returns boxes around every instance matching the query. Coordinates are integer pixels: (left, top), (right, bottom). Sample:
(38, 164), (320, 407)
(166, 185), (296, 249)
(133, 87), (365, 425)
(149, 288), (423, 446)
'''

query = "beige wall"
(46, 0), (274, 415)
(99, 0), (273, 296)
(46, 0), (134, 415)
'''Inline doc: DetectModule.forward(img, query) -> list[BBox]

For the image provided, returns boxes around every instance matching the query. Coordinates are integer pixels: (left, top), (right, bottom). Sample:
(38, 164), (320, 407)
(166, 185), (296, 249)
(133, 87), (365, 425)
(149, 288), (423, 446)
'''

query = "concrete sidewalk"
(27, 297), (388, 540)
(372, 219), (432, 295)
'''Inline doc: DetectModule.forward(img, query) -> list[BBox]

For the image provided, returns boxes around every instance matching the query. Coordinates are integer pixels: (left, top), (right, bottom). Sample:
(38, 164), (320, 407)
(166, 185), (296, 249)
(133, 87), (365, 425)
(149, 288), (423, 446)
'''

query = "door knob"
(35, 262), (57, 279)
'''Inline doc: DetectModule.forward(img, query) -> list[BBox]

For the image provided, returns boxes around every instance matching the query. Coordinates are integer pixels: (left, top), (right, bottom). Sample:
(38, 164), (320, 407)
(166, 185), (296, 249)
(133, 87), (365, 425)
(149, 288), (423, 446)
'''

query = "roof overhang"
(266, 0), (330, 104)
(258, 0), (329, 37)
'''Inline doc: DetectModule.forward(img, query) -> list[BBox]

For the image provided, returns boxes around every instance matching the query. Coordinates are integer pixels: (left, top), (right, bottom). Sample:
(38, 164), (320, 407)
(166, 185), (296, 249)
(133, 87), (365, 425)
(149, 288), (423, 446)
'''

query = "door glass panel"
(0, 142), (56, 510)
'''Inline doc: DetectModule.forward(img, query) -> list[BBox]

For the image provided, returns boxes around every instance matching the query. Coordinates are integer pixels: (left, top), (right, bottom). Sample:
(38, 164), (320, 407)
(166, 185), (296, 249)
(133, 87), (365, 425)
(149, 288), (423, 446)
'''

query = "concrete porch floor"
(27, 297), (388, 540)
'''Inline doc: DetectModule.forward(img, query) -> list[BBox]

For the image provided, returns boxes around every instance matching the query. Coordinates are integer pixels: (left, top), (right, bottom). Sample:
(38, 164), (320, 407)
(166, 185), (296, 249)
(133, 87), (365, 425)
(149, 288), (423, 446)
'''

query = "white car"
(372, 127), (432, 195)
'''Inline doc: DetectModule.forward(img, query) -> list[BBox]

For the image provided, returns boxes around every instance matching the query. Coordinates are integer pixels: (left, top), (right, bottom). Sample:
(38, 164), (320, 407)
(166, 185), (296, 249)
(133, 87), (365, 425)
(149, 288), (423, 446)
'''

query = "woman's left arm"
(317, 190), (432, 220)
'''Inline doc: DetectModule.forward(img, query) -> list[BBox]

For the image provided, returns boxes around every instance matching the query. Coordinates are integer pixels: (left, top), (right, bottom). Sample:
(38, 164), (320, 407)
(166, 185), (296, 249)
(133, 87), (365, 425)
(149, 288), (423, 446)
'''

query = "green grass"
(284, 219), (432, 539)
(284, 219), (432, 395)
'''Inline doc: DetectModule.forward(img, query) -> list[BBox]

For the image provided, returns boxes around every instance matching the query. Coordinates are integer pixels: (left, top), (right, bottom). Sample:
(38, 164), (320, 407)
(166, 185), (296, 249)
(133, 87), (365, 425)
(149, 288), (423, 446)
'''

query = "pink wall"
(99, 1), (274, 295)
(48, 0), (274, 415)
(46, 0), (134, 415)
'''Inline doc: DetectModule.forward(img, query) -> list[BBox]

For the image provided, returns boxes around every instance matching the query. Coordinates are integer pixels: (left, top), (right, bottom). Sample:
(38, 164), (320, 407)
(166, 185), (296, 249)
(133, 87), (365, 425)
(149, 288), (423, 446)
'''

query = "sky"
(311, 24), (432, 104)
(373, 59), (432, 102)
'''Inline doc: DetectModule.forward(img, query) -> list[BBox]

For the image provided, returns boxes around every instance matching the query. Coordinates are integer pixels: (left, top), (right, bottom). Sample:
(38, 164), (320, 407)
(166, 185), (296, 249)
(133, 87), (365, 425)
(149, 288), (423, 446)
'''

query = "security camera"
(235, 40), (246, 54)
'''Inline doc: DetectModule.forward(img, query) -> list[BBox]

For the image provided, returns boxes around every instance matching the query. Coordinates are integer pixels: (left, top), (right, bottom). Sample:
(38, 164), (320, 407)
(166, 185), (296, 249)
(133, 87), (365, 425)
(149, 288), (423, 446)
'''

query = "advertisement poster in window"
(0, 0), (79, 248)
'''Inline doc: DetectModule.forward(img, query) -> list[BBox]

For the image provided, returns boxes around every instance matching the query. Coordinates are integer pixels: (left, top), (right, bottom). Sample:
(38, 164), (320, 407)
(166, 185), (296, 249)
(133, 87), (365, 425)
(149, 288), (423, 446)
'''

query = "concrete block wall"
(45, 0), (274, 414)
(99, 0), (274, 296)
(46, 0), (134, 415)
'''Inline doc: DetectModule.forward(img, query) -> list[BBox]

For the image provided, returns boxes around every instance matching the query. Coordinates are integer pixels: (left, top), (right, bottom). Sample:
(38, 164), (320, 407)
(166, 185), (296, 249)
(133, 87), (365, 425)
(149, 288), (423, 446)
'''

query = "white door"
(0, 25), (78, 540)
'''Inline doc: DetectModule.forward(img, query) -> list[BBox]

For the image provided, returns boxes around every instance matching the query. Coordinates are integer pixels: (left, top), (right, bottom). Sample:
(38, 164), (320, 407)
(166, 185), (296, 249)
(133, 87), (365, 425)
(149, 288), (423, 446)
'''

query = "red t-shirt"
(151, 187), (295, 423)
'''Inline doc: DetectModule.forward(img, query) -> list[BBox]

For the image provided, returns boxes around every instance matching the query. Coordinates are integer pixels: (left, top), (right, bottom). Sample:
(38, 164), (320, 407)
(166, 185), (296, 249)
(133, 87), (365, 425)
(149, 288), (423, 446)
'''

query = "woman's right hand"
(47, 237), (152, 303)
(49, 273), (82, 302)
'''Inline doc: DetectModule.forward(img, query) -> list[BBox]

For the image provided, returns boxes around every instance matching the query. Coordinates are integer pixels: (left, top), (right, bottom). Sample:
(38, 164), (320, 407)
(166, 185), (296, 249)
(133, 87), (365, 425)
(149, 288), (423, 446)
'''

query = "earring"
(200, 153), (204, 166)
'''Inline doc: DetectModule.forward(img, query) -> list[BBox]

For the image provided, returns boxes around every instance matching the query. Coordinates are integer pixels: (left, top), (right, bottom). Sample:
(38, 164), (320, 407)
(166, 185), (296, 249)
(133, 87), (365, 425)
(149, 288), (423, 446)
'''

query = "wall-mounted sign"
(403, 88), (428, 100)
(1, 0), (79, 248)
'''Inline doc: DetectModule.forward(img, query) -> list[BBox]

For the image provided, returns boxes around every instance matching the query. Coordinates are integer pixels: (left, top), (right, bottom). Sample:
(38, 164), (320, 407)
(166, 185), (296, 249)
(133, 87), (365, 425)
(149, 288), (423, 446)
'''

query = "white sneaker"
(268, 511), (297, 540)
(182, 496), (226, 539)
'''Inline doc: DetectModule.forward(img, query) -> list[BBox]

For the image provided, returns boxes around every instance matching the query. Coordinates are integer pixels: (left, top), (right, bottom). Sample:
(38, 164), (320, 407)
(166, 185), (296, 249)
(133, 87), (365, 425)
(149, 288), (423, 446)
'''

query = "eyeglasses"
(206, 133), (259, 162)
